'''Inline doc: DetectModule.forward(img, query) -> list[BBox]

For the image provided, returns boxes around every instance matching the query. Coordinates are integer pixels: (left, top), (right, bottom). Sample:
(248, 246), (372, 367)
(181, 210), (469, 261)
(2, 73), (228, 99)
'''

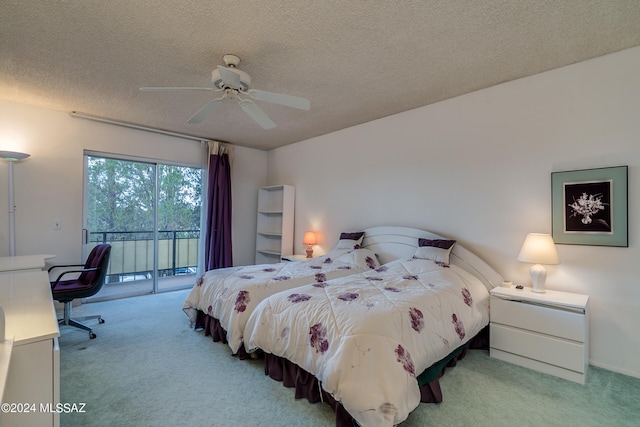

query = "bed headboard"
(361, 226), (503, 290)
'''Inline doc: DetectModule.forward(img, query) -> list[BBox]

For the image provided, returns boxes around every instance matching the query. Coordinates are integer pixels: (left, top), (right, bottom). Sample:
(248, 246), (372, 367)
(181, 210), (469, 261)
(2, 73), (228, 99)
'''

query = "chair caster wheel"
(99, 318), (105, 324)
(89, 332), (97, 339)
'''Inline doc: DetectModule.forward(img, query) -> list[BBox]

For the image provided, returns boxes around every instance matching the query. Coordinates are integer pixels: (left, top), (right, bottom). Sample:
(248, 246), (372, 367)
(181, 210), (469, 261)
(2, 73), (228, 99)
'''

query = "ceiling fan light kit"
(140, 54), (310, 129)
(212, 55), (250, 91)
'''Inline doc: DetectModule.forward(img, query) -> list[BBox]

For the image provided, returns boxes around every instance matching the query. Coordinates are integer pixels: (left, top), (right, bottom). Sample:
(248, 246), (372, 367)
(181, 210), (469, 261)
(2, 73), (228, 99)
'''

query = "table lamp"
(517, 233), (560, 293)
(303, 231), (317, 258)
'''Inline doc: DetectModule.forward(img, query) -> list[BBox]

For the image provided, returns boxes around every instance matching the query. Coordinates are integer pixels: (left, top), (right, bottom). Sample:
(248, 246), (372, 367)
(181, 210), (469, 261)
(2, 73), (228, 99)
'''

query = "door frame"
(83, 150), (203, 300)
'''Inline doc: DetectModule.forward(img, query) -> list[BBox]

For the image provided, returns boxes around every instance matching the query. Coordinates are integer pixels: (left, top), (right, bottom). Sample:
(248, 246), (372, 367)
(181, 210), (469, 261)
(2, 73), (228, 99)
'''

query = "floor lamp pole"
(8, 161), (16, 256)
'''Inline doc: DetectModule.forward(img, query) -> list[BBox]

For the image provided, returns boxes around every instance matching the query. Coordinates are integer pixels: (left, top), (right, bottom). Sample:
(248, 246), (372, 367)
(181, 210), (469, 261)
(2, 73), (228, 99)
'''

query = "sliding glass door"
(83, 153), (202, 300)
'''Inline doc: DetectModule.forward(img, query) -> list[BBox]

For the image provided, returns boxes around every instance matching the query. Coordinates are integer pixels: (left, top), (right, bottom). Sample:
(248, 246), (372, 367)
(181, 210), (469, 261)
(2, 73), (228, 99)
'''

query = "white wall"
(230, 145), (267, 266)
(0, 100), (266, 267)
(267, 47), (640, 377)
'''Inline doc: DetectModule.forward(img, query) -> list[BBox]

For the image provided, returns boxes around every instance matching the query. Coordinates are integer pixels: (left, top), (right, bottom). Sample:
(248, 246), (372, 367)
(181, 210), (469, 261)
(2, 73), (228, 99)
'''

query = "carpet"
(59, 289), (640, 426)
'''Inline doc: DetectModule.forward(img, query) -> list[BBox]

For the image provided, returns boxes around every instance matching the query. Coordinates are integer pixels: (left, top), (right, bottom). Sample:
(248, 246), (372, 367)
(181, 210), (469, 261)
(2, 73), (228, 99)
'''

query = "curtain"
(204, 140), (233, 270)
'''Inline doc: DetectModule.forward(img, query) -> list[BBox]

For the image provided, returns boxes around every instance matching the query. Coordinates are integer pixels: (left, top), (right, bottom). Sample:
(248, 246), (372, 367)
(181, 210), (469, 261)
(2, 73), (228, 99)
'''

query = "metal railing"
(89, 230), (199, 283)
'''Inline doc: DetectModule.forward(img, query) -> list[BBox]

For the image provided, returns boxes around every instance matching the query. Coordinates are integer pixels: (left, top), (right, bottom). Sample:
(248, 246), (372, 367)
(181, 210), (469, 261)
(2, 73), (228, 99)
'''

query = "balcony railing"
(89, 230), (199, 283)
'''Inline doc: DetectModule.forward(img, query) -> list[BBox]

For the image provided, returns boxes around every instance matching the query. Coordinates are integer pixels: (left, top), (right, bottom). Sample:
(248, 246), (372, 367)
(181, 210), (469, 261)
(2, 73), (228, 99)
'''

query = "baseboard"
(589, 359), (640, 379)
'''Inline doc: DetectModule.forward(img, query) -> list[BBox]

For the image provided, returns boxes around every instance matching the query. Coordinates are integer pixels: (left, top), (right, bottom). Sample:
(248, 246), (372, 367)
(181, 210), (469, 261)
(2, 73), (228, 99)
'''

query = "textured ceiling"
(2, 1), (640, 150)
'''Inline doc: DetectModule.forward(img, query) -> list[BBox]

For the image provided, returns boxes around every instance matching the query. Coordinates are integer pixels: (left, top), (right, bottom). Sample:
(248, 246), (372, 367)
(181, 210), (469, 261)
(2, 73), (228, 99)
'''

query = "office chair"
(49, 244), (111, 339)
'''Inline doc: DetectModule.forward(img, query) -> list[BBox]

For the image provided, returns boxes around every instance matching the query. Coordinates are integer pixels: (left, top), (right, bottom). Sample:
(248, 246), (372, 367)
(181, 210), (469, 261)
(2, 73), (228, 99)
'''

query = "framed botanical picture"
(551, 166), (628, 246)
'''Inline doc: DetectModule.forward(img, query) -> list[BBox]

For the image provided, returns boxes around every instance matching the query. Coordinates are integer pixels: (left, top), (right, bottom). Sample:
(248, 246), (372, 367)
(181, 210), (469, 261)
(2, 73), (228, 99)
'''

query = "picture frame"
(551, 166), (628, 246)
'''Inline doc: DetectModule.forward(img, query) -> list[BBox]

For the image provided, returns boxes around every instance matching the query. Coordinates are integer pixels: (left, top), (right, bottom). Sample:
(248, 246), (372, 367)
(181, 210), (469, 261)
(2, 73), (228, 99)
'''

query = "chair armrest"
(48, 264), (85, 273)
(51, 267), (98, 289)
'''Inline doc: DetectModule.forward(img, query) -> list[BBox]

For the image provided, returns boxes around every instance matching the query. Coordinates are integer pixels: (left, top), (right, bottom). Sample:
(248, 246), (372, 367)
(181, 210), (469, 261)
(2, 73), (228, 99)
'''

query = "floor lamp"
(0, 150), (31, 256)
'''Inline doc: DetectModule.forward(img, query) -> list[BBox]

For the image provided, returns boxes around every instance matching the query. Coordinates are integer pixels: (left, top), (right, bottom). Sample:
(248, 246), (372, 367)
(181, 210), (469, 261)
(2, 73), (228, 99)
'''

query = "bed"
(243, 226), (503, 427)
(183, 231), (380, 356)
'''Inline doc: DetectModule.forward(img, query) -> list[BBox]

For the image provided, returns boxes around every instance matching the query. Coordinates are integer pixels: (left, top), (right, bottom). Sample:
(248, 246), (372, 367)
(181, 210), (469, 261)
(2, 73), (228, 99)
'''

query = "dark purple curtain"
(204, 147), (232, 270)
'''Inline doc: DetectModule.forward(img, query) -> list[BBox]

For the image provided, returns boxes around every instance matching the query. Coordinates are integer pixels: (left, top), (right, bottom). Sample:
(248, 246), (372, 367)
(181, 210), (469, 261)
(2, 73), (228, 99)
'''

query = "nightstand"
(281, 254), (312, 262)
(489, 286), (589, 384)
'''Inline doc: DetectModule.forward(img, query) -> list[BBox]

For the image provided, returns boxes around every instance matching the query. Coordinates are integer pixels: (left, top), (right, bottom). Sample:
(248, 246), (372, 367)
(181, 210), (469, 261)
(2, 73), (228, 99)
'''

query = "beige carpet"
(59, 289), (640, 426)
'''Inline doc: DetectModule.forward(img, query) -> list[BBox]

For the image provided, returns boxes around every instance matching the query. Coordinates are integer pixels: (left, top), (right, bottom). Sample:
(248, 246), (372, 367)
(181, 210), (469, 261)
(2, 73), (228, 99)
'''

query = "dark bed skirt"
(195, 310), (252, 359)
(194, 310), (488, 426)
(263, 326), (489, 427)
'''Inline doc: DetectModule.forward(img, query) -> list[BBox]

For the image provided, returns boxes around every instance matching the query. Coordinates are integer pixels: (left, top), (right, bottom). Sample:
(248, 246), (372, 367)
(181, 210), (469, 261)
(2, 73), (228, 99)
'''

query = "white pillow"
(413, 238), (456, 265)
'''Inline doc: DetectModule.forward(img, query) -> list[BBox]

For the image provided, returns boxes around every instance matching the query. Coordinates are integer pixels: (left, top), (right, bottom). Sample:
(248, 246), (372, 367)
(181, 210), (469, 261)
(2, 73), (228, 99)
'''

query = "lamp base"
(305, 245), (313, 258)
(530, 263), (547, 293)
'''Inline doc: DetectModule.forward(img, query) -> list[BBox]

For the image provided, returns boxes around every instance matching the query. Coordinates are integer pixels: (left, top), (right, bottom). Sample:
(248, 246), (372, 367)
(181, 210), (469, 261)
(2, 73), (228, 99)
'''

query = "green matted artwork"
(551, 166), (628, 246)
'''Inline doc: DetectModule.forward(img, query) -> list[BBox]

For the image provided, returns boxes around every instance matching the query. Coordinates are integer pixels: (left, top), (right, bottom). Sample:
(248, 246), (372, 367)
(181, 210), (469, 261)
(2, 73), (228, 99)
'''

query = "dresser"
(0, 271), (60, 427)
(0, 254), (55, 274)
(489, 286), (589, 384)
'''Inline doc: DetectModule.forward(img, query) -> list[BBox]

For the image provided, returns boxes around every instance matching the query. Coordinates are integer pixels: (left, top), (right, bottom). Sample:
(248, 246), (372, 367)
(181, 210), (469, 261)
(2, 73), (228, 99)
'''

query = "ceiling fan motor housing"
(212, 67), (251, 91)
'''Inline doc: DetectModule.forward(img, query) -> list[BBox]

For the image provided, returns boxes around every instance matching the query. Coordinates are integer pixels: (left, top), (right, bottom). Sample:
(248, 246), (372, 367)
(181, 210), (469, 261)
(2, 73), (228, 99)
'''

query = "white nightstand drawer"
(491, 296), (585, 342)
(491, 323), (585, 373)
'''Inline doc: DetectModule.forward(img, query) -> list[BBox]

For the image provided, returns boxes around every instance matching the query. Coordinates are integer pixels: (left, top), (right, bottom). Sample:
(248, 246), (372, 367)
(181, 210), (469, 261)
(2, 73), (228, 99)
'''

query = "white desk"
(0, 338), (12, 403)
(0, 255), (55, 274)
(0, 271), (60, 427)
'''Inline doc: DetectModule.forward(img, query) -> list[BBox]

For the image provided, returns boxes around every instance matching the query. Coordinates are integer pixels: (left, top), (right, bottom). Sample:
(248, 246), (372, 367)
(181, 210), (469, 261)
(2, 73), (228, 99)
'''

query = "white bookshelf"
(255, 185), (294, 264)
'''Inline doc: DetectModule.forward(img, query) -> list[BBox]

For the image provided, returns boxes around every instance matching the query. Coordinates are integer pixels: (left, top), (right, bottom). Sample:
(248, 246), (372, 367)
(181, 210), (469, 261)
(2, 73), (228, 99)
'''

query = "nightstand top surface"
(491, 286), (588, 310)
(281, 254), (314, 261)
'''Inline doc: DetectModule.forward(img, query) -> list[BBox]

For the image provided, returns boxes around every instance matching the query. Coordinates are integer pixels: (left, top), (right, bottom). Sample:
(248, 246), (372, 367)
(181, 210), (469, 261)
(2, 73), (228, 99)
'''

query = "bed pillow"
(414, 238), (456, 265)
(335, 232), (365, 249)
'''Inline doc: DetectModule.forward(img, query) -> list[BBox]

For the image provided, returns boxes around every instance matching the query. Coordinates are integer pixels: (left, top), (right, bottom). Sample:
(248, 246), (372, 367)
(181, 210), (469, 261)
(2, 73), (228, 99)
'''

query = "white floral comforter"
(183, 248), (379, 353)
(244, 257), (490, 427)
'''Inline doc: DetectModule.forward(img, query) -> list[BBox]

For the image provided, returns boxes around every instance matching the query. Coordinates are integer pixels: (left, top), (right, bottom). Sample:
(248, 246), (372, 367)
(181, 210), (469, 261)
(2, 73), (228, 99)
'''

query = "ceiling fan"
(140, 54), (310, 129)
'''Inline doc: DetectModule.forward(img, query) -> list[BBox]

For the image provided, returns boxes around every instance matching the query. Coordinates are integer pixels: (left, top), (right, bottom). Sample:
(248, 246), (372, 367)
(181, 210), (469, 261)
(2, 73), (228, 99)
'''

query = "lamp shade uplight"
(0, 150), (30, 162)
(302, 231), (317, 245)
(517, 233), (559, 293)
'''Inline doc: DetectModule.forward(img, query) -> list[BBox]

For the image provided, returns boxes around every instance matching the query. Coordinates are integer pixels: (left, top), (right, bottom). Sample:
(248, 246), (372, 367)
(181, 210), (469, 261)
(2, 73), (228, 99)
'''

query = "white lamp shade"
(517, 233), (560, 265)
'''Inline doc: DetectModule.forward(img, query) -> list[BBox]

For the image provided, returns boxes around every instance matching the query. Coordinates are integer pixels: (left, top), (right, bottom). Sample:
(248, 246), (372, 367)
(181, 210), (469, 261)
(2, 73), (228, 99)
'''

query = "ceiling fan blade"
(140, 87), (214, 92)
(187, 98), (225, 124)
(217, 66), (242, 88)
(248, 89), (310, 110)
(239, 100), (276, 129)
